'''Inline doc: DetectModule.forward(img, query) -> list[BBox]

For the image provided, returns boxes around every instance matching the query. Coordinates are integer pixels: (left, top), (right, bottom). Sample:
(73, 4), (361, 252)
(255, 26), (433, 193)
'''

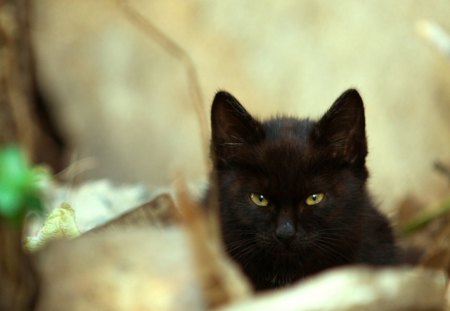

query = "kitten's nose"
(276, 221), (296, 240)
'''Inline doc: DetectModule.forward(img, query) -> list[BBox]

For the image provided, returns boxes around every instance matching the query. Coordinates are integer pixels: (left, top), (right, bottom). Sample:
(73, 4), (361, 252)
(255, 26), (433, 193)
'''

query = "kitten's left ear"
(313, 89), (367, 166)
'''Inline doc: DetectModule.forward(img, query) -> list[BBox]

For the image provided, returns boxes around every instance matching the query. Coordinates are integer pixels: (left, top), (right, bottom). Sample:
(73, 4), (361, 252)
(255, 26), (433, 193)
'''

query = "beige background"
(31, 1), (450, 213)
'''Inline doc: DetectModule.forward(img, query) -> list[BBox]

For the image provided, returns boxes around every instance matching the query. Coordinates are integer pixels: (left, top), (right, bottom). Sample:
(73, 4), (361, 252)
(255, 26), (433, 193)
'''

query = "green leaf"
(0, 145), (29, 190)
(0, 145), (46, 224)
(0, 186), (22, 218)
(400, 196), (450, 235)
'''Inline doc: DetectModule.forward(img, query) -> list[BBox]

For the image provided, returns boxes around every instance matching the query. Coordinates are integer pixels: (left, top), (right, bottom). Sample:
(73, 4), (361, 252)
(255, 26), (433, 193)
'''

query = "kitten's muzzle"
(275, 221), (296, 240)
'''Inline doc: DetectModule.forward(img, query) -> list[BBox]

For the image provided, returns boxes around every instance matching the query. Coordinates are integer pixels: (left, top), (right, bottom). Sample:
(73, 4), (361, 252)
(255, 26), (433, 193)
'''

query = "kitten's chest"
(238, 247), (357, 291)
(243, 257), (307, 290)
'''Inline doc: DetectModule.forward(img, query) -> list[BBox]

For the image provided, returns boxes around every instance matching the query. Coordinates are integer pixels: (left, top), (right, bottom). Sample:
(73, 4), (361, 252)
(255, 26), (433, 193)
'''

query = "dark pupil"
(258, 195), (264, 201)
(311, 194), (317, 201)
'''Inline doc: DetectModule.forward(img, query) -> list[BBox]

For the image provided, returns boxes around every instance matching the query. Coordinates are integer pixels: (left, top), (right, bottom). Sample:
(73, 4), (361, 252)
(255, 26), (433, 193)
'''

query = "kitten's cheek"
(235, 206), (270, 226)
(297, 205), (306, 215)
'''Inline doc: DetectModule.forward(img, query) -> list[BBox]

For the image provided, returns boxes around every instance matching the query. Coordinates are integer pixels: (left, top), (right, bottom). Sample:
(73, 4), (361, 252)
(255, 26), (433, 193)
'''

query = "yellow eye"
(305, 193), (325, 205)
(250, 193), (270, 207)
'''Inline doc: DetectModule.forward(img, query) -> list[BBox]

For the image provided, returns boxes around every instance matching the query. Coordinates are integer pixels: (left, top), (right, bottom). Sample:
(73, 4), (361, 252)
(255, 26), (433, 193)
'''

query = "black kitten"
(208, 89), (398, 291)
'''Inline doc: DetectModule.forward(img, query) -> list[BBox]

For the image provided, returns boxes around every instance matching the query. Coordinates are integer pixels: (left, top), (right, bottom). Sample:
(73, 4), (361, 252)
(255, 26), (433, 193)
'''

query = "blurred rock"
(35, 228), (206, 311)
(34, 189), (252, 311)
(45, 179), (152, 232)
(218, 266), (448, 311)
(30, 0), (208, 188)
(33, 210), (448, 311)
(89, 193), (180, 233)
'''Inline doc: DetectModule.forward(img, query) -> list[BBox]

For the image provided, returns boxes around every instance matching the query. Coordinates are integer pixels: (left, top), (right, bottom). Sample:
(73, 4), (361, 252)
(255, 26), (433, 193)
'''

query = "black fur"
(208, 89), (398, 290)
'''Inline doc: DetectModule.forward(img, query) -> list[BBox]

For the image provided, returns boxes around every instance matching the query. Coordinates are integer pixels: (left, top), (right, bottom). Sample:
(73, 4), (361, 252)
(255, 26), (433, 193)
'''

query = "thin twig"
(116, 0), (209, 158)
(115, 0), (222, 247)
(434, 160), (450, 183)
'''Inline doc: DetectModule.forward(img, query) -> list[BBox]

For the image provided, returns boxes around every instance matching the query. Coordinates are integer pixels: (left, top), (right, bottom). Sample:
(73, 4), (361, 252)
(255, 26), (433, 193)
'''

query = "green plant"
(0, 145), (46, 226)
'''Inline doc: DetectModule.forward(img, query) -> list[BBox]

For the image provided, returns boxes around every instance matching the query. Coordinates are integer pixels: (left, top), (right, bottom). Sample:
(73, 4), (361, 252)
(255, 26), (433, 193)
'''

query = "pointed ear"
(211, 91), (264, 163)
(312, 89), (367, 166)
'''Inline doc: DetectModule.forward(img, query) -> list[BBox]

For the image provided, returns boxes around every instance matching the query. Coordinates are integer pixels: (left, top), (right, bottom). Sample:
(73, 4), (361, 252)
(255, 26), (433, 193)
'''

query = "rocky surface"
(218, 266), (448, 311)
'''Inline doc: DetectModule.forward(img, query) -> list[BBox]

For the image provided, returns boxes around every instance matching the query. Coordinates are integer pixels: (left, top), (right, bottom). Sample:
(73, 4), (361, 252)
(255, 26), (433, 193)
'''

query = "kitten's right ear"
(211, 91), (264, 161)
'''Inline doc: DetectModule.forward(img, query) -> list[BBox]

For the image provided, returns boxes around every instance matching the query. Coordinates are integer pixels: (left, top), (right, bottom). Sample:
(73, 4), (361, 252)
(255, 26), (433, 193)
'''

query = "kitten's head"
(210, 89), (370, 272)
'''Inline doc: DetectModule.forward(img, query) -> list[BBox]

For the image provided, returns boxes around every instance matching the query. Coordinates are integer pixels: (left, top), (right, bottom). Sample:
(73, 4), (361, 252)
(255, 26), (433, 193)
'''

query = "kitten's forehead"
(254, 117), (318, 178)
(263, 117), (314, 145)
(248, 117), (334, 199)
